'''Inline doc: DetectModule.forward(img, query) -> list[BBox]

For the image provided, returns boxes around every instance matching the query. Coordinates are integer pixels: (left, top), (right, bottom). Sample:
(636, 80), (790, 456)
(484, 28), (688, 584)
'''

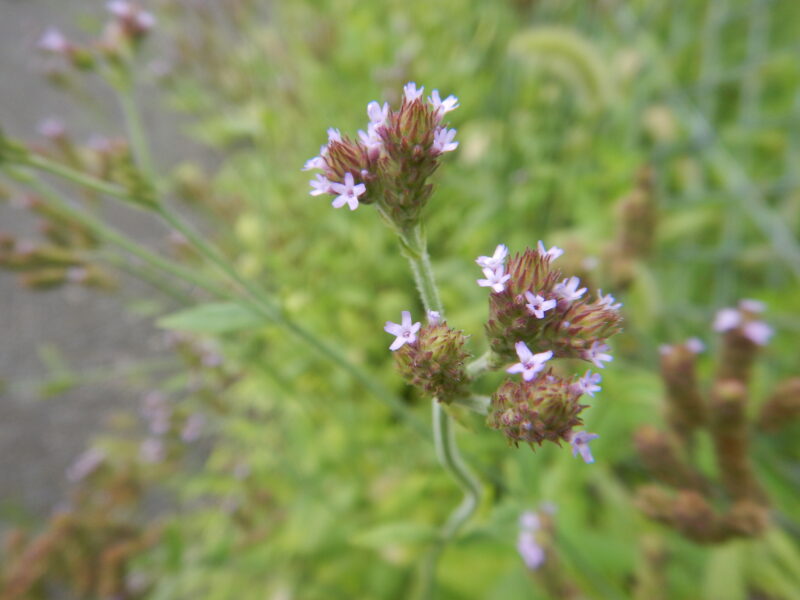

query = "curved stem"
(116, 82), (157, 181)
(399, 224), (482, 597)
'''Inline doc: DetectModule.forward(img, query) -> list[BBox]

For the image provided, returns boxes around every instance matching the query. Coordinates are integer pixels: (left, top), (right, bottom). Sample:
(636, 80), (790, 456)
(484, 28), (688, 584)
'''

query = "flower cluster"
(482, 243), (622, 364)
(713, 299), (772, 384)
(305, 82), (459, 230)
(385, 311), (471, 403)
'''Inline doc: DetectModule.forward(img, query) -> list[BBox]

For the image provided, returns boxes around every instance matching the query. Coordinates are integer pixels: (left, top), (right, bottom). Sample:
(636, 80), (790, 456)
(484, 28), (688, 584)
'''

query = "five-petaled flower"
(584, 341), (613, 368)
(524, 291), (556, 319)
(403, 82), (424, 102)
(575, 370), (602, 397)
(309, 174), (331, 196)
(367, 100), (389, 125)
(384, 311), (421, 351)
(431, 127), (458, 154)
(554, 276), (587, 302)
(507, 342), (553, 381)
(477, 266), (511, 293)
(428, 90), (459, 119)
(570, 431), (599, 463)
(476, 244), (508, 270)
(330, 172), (366, 210)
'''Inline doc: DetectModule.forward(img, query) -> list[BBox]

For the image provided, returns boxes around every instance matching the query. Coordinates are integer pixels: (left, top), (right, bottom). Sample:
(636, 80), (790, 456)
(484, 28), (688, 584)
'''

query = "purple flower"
(554, 276), (587, 302)
(330, 172), (366, 210)
(309, 174), (332, 196)
(37, 27), (70, 54)
(357, 123), (383, 156)
(570, 431), (599, 463)
(537, 240), (564, 261)
(519, 511), (540, 531)
(713, 308), (741, 332)
(739, 299), (765, 314)
(367, 101), (389, 125)
(403, 82), (424, 102)
(575, 370), (602, 397)
(517, 531), (546, 570)
(302, 155), (326, 171)
(742, 321), (773, 346)
(477, 266), (511, 293)
(685, 337), (705, 354)
(596, 290), (622, 310)
(507, 342), (553, 381)
(476, 244), (508, 270)
(431, 127), (458, 154)
(524, 291), (556, 319)
(427, 310), (441, 325)
(384, 310), (421, 351)
(428, 90), (459, 119)
(583, 341), (613, 368)
(327, 127), (342, 143)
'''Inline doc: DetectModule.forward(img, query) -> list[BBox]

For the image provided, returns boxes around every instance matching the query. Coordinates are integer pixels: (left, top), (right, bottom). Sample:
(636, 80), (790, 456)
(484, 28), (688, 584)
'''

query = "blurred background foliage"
(2, 0), (799, 598)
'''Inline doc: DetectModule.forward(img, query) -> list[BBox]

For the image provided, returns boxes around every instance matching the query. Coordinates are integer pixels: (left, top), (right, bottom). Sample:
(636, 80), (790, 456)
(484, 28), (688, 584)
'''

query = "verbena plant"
(1, 1), (799, 598)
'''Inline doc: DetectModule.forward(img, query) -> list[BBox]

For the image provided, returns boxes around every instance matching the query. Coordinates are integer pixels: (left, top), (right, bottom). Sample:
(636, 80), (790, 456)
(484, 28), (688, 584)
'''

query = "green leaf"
(158, 302), (265, 334)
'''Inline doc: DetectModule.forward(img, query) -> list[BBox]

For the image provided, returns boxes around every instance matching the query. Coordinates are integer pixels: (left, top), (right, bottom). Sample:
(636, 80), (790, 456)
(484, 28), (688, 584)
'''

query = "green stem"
(23, 155), (129, 199)
(466, 351), (494, 378)
(114, 72), (157, 181)
(399, 224), (481, 597)
(450, 395), (491, 415)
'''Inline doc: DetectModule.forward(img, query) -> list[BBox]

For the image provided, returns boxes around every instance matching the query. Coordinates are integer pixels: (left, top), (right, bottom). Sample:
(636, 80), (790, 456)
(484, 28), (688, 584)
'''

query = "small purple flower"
(739, 299), (765, 314)
(38, 118), (66, 139)
(384, 310), (421, 351)
(327, 127), (342, 143)
(476, 244), (508, 270)
(309, 173), (332, 196)
(37, 27), (70, 54)
(477, 266), (511, 293)
(517, 531), (546, 570)
(367, 100), (389, 125)
(302, 155), (326, 171)
(427, 310), (441, 325)
(685, 337), (705, 354)
(584, 341), (613, 368)
(358, 123), (383, 156)
(537, 240), (564, 261)
(596, 290), (622, 311)
(507, 342), (553, 381)
(554, 276), (587, 302)
(713, 308), (741, 332)
(519, 511), (540, 531)
(330, 172), (366, 210)
(403, 82), (424, 102)
(428, 90), (459, 119)
(431, 127), (458, 154)
(575, 370), (602, 397)
(570, 431), (599, 464)
(524, 291), (556, 319)
(742, 320), (773, 346)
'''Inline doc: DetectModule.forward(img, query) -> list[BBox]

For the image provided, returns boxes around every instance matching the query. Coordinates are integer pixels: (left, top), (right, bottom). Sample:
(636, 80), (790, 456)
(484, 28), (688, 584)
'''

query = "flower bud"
(392, 321), (471, 403)
(485, 247), (622, 363)
(709, 379), (764, 502)
(634, 425), (707, 492)
(659, 341), (707, 433)
(487, 371), (586, 448)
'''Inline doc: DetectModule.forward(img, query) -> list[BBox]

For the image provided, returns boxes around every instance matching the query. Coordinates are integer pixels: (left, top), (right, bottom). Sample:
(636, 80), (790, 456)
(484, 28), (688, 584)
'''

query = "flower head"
(714, 308), (742, 332)
(554, 276), (587, 302)
(477, 266), (511, 293)
(384, 310), (421, 351)
(330, 172), (366, 210)
(507, 342), (553, 381)
(524, 291), (556, 319)
(476, 244), (508, 270)
(570, 431), (599, 463)
(742, 321), (773, 346)
(37, 27), (70, 54)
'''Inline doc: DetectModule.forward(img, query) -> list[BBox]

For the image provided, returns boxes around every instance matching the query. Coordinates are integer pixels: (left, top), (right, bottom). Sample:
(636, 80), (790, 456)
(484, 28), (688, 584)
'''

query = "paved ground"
(0, 0), (196, 518)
